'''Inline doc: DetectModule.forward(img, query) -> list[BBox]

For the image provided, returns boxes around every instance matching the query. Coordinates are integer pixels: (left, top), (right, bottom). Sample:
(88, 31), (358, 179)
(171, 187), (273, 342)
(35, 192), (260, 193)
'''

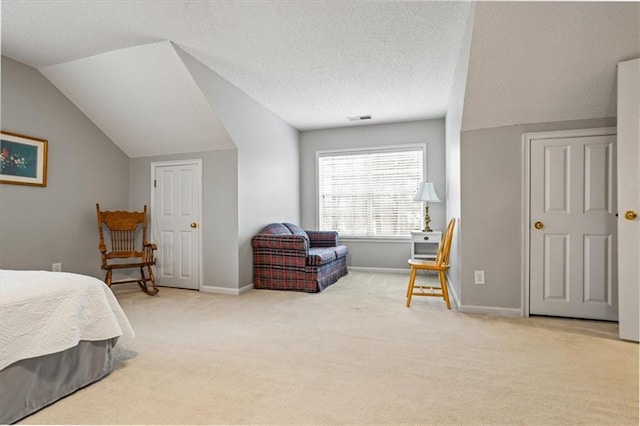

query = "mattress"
(0, 269), (134, 370)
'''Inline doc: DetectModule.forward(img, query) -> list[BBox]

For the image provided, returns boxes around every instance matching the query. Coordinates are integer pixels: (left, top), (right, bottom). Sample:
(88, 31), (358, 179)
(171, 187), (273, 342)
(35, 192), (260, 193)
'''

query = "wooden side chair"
(406, 218), (456, 309)
(96, 204), (159, 295)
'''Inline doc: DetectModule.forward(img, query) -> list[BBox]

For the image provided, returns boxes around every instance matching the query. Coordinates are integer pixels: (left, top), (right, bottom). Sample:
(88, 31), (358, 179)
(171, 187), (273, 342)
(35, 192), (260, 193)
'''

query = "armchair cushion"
(259, 222), (294, 236)
(308, 248), (337, 266)
(332, 245), (348, 258)
(283, 223), (310, 242)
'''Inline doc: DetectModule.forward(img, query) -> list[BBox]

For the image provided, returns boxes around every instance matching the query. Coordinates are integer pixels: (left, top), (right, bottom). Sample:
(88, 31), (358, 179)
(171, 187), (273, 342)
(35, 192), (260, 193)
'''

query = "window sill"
(339, 236), (411, 244)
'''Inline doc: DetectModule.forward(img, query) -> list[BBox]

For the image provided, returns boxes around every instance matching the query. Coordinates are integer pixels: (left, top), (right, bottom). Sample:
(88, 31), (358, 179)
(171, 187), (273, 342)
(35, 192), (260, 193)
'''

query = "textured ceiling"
(462, 2), (640, 131)
(1, 1), (473, 131)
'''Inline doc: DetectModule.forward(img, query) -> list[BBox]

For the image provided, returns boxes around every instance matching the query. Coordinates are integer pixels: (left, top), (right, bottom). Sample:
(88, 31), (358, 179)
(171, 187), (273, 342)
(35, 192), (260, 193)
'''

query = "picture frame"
(0, 131), (48, 187)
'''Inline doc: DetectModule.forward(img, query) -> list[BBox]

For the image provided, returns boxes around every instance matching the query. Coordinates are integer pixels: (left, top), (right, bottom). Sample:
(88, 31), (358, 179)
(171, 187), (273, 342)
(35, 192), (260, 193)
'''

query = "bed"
(0, 269), (135, 424)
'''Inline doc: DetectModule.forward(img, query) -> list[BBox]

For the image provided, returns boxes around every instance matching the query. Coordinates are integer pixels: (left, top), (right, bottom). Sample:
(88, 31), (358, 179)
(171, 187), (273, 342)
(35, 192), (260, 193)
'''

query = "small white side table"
(410, 231), (442, 260)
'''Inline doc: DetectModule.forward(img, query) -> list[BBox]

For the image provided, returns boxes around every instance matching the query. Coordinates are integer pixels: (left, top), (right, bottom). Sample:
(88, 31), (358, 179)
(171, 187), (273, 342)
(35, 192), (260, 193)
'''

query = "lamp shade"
(413, 182), (441, 203)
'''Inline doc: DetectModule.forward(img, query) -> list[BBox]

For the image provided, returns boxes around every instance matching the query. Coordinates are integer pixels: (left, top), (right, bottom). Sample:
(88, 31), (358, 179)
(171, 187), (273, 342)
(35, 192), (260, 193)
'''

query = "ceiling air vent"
(347, 115), (372, 122)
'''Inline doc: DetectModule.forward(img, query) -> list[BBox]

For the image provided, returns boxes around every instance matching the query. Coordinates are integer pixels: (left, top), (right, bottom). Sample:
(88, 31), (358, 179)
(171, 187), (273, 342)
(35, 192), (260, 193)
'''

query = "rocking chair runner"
(96, 204), (159, 295)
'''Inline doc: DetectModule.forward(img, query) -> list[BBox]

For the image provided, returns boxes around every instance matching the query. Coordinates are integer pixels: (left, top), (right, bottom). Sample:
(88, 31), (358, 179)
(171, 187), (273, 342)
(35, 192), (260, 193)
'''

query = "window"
(317, 145), (424, 238)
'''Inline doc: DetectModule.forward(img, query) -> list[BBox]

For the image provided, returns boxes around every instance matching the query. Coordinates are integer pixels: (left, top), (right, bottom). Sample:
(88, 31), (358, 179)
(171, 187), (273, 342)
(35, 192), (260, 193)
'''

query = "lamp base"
(422, 203), (432, 232)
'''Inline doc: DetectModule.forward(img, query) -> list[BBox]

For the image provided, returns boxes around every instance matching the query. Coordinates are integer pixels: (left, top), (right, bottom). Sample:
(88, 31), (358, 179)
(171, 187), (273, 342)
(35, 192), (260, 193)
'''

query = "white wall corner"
(446, 274), (461, 310)
(201, 283), (254, 296)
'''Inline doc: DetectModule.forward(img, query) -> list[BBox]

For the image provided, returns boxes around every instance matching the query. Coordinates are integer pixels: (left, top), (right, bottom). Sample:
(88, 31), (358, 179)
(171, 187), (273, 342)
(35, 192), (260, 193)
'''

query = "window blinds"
(318, 146), (424, 237)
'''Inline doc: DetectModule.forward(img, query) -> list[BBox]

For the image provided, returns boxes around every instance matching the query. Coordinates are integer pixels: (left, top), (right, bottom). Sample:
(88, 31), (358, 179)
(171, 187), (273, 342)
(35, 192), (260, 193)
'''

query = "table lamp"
(413, 182), (441, 232)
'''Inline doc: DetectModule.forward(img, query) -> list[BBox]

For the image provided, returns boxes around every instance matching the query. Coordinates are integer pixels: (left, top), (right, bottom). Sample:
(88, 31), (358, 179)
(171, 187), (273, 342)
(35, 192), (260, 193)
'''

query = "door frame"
(150, 159), (203, 291)
(520, 127), (616, 317)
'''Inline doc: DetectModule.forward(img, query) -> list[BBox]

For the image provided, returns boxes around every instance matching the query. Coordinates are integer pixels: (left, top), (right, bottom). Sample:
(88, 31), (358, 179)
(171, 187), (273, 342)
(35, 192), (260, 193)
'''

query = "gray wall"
(129, 149), (239, 290)
(456, 2), (638, 312)
(445, 4), (475, 303)
(0, 56), (129, 277)
(300, 119), (445, 270)
(460, 118), (615, 310)
(175, 46), (300, 287)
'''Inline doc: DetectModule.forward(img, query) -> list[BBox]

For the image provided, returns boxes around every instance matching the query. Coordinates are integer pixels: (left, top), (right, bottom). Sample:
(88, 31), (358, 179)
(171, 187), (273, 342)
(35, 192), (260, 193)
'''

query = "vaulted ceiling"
(39, 41), (235, 157)
(1, 1), (474, 157)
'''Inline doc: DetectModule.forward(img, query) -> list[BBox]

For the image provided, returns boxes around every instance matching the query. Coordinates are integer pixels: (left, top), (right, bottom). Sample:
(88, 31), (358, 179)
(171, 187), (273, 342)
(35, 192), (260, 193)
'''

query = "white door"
(530, 133), (617, 320)
(617, 59), (640, 341)
(151, 160), (202, 290)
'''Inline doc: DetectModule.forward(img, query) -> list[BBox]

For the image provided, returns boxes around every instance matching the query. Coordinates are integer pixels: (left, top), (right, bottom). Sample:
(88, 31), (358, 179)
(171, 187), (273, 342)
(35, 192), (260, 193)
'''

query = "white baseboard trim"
(348, 266), (410, 274)
(239, 283), (254, 294)
(458, 304), (523, 317)
(200, 283), (254, 295)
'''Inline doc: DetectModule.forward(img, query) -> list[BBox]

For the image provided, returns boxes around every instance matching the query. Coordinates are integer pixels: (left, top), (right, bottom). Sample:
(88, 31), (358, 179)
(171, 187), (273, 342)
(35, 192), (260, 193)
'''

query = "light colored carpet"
(20, 271), (639, 425)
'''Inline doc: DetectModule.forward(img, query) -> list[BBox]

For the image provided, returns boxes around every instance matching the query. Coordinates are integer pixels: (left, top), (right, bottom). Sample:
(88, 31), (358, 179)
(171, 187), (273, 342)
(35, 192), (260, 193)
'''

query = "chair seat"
(103, 260), (154, 270)
(409, 259), (434, 266)
(408, 259), (445, 269)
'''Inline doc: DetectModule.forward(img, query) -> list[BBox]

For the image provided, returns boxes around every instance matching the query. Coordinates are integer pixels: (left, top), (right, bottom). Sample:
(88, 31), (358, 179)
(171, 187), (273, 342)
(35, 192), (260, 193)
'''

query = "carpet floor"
(19, 271), (639, 425)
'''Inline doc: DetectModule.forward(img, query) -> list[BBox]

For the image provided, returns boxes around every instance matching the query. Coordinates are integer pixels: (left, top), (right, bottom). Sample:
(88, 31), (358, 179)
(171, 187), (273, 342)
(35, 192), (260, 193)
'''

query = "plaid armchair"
(251, 223), (348, 293)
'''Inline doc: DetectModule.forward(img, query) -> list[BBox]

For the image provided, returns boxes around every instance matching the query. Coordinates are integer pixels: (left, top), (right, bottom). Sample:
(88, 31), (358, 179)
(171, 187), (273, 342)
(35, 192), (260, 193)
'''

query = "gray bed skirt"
(0, 338), (118, 424)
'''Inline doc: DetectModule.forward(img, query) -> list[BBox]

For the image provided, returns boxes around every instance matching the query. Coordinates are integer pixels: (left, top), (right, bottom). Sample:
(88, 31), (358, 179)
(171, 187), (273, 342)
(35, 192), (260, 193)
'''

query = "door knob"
(534, 221), (544, 230)
(625, 210), (638, 221)
(190, 222), (198, 228)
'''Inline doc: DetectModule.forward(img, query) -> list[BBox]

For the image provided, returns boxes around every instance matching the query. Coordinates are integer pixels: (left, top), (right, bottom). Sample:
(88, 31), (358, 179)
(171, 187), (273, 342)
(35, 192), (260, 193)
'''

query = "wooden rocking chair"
(96, 204), (159, 295)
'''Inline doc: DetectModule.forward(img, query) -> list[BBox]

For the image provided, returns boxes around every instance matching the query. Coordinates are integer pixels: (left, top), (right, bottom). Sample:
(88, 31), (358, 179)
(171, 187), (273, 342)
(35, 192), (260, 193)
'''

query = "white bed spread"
(0, 269), (135, 370)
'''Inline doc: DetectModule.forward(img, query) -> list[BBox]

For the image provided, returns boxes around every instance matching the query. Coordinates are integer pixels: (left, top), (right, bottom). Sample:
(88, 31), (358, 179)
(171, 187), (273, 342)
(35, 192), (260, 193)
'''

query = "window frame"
(315, 143), (427, 241)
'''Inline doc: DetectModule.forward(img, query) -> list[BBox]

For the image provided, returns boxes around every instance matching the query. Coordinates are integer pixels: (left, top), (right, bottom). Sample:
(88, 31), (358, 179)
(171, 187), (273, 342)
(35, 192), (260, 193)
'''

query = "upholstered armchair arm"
(306, 230), (339, 248)
(252, 235), (308, 271)
(251, 235), (309, 252)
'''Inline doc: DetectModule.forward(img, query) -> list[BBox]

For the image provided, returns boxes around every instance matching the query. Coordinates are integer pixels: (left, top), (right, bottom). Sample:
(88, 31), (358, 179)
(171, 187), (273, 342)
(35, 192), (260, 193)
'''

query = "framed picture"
(0, 131), (48, 187)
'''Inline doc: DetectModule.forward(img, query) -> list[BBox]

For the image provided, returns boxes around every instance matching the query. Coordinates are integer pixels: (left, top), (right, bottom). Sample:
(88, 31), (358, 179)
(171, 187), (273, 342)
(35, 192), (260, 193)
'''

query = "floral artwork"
(1, 141), (37, 178)
(0, 131), (48, 187)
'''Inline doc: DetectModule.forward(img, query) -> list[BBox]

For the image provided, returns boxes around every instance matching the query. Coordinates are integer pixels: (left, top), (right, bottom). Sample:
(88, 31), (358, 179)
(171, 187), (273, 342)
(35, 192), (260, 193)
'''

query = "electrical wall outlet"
(52, 262), (62, 272)
(474, 270), (485, 285)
